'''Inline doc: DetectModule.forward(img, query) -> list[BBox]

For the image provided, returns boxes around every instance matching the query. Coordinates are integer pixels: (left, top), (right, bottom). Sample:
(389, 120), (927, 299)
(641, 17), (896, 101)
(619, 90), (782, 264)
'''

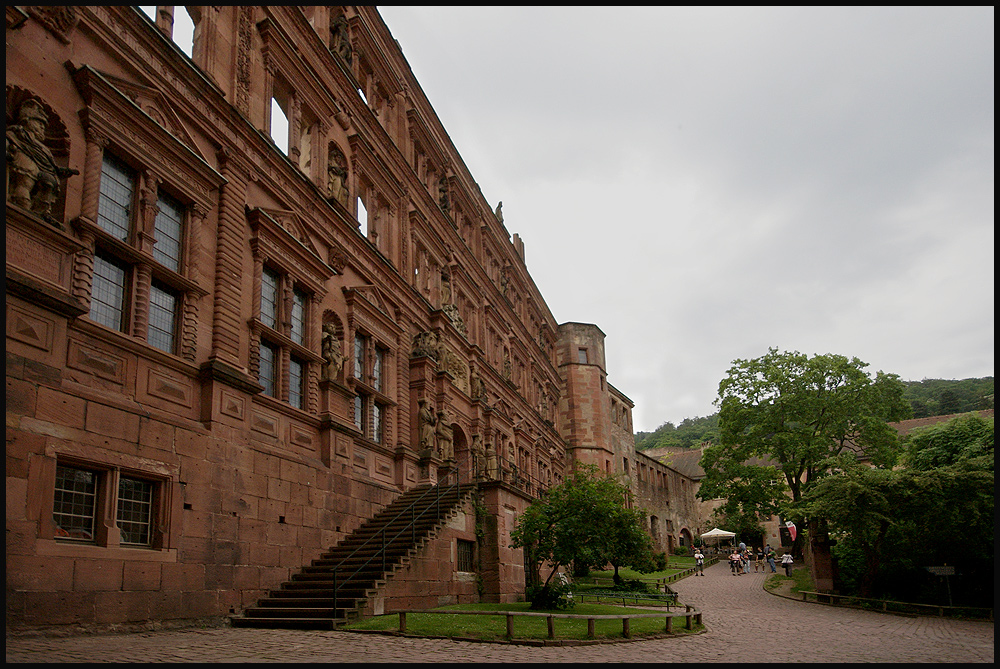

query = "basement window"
(457, 539), (475, 573)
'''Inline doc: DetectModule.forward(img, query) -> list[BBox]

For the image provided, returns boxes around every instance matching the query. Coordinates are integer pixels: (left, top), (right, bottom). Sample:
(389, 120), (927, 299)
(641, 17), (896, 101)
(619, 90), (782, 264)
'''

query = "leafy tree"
(701, 348), (911, 552)
(902, 412), (994, 471)
(799, 456), (901, 597)
(509, 465), (653, 607)
(802, 413), (994, 604)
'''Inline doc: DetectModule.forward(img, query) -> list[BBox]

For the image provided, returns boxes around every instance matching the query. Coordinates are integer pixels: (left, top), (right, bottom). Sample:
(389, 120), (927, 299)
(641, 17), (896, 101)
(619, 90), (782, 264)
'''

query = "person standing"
(754, 547), (764, 573)
(766, 545), (777, 573)
(781, 552), (794, 577)
(694, 548), (705, 576)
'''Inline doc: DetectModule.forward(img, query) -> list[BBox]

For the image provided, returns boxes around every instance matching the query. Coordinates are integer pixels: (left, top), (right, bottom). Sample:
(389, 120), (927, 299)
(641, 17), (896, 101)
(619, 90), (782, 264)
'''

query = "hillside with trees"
(635, 377), (992, 450)
(902, 377), (993, 417)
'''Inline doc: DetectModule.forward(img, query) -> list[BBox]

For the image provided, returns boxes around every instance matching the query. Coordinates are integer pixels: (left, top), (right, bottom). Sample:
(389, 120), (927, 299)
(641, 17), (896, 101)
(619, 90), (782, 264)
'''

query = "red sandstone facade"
(6, 6), (701, 630)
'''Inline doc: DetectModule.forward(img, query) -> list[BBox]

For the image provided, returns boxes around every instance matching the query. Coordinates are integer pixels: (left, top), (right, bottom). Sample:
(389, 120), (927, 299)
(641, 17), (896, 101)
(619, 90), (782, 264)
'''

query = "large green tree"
(802, 413), (993, 603)
(510, 465), (653, 606)
(700, 348), (911, 548)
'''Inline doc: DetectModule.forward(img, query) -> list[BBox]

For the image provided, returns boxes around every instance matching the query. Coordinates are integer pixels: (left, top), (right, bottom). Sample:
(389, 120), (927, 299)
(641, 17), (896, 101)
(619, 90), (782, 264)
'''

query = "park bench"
(395, 607), (702, 639)
(574, 590), (678, 608)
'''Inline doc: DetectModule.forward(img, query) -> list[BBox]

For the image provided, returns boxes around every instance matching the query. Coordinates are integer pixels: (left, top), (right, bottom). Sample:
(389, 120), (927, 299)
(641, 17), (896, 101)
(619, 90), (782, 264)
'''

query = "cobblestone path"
(6, 562), (993, 663)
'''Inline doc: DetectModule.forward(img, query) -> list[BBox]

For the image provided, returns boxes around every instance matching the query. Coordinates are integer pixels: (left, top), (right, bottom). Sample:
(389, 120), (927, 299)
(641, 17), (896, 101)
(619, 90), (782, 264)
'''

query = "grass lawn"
(763, 566), (814, 595)
(580, 556), (698, 585)
(341, 601), (704, 641)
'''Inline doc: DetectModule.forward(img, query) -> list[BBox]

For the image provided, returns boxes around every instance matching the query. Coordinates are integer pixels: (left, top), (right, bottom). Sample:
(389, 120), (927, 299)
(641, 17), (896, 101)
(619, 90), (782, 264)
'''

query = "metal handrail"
(333, 464), (463, 617)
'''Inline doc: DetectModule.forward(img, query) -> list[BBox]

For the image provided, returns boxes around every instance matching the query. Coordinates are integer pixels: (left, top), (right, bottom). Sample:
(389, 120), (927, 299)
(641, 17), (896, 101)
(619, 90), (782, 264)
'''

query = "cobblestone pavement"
(6, 562), (993, 663)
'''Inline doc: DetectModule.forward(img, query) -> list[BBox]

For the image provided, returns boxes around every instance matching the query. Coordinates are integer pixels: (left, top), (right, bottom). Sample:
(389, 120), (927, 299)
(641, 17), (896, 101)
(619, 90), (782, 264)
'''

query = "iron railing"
(332, 464), (463, 617)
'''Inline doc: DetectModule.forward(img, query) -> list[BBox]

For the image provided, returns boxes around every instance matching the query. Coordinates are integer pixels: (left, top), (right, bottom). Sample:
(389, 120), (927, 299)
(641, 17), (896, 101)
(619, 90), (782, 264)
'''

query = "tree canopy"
(509, 464), (653, 605)
(801, 413), (994, 604)
(698, 348), (912, 542)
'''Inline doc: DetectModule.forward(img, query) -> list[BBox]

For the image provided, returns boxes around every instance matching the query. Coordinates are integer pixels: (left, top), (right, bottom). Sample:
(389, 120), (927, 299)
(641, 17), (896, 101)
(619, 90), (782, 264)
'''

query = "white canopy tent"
(700, 528), (736, 545)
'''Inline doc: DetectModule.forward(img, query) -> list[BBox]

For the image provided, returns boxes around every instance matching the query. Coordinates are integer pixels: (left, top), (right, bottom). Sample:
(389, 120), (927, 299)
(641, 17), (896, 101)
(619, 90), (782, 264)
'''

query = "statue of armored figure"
(469, 365), (485, 401)
(6, 98), (77, 220)
(321, 323), (345, 381)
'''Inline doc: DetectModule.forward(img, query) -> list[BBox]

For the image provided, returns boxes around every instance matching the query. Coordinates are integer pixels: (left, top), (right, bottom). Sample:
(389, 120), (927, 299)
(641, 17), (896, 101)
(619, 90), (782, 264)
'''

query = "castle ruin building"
(6, 6), (701, 630)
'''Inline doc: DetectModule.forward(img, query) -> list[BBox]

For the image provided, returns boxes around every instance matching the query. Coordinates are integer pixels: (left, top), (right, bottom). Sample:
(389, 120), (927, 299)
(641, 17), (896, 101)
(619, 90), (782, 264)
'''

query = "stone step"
(230, 616), (345, 630)
(243, 607), (346, 618)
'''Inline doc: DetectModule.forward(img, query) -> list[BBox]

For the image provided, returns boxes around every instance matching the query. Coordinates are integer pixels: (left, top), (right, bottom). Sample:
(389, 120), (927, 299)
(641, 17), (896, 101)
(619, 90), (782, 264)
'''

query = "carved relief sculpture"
(6, 98), (76, 221)
(411, 330), (438, 359)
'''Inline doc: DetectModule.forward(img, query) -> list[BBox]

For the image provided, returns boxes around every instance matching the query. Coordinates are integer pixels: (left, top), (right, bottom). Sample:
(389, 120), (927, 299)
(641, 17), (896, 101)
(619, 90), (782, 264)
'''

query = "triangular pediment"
(254, 207), (322, 259)
(348, 284), (391, 318)
(95, 71), (208, 164)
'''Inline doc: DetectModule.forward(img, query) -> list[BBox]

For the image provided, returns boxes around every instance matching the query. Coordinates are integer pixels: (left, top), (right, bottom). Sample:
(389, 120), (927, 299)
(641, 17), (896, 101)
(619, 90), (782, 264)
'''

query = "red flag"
(786, 521), (797, 542)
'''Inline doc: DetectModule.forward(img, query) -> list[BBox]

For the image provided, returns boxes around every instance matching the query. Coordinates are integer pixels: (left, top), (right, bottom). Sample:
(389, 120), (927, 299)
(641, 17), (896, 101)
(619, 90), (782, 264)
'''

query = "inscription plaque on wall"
(7, 225), (69, 289)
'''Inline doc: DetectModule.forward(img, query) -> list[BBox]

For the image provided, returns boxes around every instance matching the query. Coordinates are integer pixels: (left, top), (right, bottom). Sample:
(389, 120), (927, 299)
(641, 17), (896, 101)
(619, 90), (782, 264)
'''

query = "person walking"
(742, 548), (751, 574)
(754, 547), (764, 573)
(781, 552), (794, 577)
(766, 545), (777, 573)
(694, 548), (705, 576)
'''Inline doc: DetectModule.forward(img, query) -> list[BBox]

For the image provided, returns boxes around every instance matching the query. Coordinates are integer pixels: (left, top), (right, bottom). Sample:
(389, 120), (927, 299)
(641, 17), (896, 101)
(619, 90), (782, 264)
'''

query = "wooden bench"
(395, 607), (702, 639)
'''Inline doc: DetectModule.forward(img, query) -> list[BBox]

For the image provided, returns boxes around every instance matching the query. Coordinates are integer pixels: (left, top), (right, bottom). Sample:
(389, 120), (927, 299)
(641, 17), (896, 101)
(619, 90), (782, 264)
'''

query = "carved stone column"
(132, 263), (151, 342)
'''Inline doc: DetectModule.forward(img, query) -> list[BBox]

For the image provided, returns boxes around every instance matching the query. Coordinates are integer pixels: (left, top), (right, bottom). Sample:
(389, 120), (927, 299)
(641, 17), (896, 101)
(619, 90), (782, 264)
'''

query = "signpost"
(926, 566), (955, 606)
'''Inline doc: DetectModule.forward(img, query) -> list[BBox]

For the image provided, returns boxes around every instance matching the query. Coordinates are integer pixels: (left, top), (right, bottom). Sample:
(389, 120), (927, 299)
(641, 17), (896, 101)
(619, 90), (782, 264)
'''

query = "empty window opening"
(270, 97), (289, 155)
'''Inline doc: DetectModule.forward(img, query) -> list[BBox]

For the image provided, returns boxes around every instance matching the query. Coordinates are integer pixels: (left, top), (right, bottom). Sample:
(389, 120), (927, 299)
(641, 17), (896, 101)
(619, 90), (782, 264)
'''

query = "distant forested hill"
(634, 377), (993, 450)
(902, 377), (993, 418)
(634, 414), (718, 452)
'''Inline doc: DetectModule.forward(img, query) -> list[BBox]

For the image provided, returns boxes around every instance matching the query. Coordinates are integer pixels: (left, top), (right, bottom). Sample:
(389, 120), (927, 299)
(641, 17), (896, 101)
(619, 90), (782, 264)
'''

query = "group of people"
(693, 543), (794, 577)
(725, 544), (785, 576)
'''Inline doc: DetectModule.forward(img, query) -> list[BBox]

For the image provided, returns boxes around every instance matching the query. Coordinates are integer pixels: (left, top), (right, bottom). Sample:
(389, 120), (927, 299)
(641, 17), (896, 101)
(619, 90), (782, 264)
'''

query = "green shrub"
(526, 582), (575, 610)
(608, 578), (651, 594)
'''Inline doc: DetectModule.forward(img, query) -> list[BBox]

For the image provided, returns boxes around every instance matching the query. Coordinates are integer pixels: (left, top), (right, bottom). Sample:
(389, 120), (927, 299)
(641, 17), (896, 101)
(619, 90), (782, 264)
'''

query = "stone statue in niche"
(6, 98), (76, 221)
(418, 398), (436, 452)
(484, 443), (498, 481)
(437, 173), (449, 211)
(435, 410), (454, 460)
(440, 269), (452, 306)
(469, 365), (485, 401)
(471, 433), (485, 479)
(321, 323), (345, 381)
(329, 12), (353, 65)
(326, 144), (349, 207)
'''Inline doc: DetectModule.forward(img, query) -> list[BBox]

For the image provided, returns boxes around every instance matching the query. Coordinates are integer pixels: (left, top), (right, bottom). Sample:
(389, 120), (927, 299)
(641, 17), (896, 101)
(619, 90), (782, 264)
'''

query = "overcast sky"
(377, 6), (994, 432)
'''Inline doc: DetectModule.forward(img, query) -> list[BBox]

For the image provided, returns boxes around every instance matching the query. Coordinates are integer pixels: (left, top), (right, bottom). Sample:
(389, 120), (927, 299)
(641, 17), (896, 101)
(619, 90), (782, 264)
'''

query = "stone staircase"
(231, 480), (475, 630)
